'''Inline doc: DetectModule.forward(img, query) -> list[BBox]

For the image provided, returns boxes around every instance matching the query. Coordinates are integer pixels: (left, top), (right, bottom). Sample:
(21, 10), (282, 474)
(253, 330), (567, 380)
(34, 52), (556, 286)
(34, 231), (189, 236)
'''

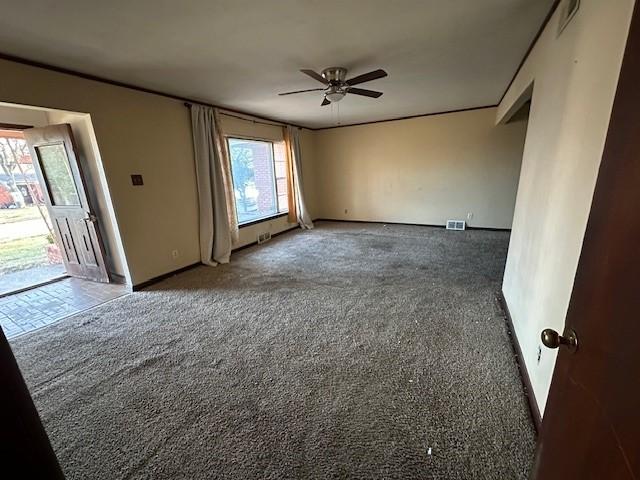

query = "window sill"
(238, 212), (289, 229)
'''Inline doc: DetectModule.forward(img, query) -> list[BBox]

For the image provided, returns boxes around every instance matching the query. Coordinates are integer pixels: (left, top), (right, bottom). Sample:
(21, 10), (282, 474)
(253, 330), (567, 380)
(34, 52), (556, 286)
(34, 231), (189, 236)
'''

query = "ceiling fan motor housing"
(322, 67), (348, 85)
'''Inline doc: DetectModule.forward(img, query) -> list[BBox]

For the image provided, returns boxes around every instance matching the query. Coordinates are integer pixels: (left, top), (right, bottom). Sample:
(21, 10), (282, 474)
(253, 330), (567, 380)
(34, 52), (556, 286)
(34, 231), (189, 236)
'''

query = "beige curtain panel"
(284, 126), (313, 229)
(283, 127), (297, 224)
(213, 109), (239, 245)
(190, 105), (238, 265)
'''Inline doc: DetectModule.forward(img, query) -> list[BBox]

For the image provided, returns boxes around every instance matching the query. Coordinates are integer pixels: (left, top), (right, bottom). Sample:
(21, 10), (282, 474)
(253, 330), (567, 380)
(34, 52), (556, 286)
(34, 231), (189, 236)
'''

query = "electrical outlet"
(537, 345), (542, 364)
(171, 249), (179, 259)
(467, 212), (473, 220)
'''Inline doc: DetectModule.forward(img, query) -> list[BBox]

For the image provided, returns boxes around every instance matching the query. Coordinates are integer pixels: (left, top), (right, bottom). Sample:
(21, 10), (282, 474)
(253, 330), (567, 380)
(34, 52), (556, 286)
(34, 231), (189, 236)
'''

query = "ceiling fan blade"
(301, 69), (328, 84)
(278, 88), (325, 96)
(347, 87), (383, 98)
(346, 69), (388, 86)
(321, 97), (331, 106)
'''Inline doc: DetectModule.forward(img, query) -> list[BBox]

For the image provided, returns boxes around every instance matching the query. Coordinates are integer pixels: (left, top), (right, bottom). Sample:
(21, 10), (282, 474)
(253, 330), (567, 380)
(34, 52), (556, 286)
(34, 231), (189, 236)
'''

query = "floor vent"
(257, 232), (271, 244)
(446, 220), (466, 231)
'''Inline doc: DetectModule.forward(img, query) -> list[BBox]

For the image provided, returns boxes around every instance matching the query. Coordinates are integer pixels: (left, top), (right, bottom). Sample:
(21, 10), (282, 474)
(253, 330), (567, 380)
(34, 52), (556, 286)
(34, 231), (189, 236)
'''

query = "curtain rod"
(184, 102), (300, 129)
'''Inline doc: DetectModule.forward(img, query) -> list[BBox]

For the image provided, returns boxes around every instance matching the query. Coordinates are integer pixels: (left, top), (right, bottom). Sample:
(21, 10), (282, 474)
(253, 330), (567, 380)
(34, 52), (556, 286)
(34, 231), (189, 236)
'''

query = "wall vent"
(558, 0), (580, 36)
(446, 220), (466, 231)
(257, 232), (272, 244)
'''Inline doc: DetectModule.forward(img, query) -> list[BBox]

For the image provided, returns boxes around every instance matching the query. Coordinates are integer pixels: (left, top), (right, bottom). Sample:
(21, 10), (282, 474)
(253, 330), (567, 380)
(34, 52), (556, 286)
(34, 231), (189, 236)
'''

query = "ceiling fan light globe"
(326, 92), (345, 102)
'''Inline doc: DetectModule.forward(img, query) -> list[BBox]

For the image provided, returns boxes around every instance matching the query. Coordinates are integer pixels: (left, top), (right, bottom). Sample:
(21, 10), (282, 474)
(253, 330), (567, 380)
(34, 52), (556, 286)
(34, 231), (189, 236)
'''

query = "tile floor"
(0, 263), (67, 296)
(0, 278), (129, 339)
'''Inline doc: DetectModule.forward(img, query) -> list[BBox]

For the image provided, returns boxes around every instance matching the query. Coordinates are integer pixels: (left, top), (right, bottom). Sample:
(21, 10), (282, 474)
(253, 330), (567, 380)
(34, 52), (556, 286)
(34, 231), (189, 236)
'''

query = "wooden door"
(533, 4), (640, 479)
(23, 124), (109, 283)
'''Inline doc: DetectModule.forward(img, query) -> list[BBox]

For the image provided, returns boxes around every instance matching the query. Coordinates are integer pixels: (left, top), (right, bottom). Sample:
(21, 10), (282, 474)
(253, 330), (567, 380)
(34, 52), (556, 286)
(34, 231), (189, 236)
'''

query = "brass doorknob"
(541, 328), (578, 353)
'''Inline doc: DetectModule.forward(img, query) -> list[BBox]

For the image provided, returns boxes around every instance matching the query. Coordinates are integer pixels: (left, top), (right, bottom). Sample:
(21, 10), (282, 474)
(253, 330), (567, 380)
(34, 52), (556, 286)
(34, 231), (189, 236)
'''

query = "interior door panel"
(24, 124), (110, 283)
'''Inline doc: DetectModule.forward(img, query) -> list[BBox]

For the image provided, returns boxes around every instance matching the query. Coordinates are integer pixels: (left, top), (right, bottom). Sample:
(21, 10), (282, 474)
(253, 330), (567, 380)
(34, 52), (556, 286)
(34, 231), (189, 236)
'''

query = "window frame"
(225, 135), (289, 228)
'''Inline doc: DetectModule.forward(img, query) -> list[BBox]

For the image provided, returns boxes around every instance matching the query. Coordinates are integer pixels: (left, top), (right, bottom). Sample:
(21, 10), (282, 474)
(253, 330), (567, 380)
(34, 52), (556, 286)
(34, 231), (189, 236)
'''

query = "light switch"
(131, 174), (144, 186)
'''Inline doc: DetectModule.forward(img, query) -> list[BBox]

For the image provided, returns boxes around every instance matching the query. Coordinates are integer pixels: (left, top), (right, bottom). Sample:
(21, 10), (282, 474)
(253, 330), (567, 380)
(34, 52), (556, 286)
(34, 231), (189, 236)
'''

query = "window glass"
(228, 138), (288, 225)
(37, 143), (80, 206)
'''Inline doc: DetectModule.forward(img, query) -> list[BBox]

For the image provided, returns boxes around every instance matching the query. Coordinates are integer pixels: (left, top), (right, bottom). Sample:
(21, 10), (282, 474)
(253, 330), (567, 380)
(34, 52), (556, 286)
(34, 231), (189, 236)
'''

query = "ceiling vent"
(558, 0), (580, 36)
(446, 220), (466, 231)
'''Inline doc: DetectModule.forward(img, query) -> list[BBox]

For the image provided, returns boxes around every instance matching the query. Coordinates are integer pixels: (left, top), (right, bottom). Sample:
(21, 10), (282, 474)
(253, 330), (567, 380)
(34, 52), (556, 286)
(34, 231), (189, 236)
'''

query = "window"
(227, 137), (288, 225)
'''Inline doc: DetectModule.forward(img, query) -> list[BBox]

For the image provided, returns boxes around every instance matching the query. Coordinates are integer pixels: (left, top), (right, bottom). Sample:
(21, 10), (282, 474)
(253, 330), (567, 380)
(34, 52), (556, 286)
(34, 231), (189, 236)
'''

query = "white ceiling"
(0, 0), (554, 128)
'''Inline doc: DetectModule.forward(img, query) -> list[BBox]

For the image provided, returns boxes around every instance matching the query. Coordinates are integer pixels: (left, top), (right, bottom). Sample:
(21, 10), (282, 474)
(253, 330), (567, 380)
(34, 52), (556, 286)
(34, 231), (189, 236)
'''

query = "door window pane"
(228, 138), (288, 225)
(37, 143), (80, 206)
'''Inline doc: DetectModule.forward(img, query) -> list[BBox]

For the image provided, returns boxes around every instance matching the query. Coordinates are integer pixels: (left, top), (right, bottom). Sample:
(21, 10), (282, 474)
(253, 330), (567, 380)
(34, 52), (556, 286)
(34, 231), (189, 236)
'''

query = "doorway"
(0, 127), (66, 295)
(0, 122), (127, 340)
(0, 103), (131, 339)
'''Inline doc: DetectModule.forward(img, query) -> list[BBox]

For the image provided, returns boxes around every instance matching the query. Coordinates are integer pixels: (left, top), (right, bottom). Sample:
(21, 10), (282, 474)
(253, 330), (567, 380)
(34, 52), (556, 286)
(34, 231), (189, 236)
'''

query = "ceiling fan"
(278, 67), (388, 106)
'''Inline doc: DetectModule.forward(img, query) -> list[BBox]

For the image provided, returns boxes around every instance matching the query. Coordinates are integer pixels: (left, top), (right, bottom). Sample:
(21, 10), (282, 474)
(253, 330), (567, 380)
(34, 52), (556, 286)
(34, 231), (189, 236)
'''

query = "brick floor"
(0, 278), (129, 339)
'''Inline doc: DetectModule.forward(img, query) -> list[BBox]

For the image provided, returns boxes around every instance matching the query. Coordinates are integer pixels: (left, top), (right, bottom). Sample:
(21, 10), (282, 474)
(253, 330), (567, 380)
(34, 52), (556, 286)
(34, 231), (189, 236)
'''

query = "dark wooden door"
(0, 328), (65, 479)
(533, 4), (640, 479)
(24, 124), (109, 283)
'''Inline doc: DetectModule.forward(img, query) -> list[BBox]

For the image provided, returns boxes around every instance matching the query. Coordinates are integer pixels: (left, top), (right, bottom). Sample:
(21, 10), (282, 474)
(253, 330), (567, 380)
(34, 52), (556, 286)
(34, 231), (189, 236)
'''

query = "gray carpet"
(11, 222), (535, 479)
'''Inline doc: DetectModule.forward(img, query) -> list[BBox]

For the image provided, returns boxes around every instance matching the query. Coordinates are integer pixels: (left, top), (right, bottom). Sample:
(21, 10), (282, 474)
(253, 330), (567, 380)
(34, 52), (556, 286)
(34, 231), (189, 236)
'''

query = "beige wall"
(312, 107), (527, 229)
(497, 0), (635, 414)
